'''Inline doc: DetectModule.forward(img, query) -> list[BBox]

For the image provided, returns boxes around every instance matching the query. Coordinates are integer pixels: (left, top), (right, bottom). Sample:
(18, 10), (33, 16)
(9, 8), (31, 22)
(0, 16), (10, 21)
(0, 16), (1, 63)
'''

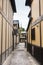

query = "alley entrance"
(3, 43), (40, 65)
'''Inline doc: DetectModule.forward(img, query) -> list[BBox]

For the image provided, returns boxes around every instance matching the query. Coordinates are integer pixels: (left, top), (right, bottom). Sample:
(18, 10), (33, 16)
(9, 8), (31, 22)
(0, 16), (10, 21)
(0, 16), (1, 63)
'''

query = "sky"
(13, 0), (30, 30)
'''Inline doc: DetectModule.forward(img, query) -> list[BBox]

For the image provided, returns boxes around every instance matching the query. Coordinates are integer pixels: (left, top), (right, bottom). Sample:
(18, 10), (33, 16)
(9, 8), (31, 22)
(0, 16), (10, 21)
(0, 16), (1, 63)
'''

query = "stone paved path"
(9, 43), (40, 65)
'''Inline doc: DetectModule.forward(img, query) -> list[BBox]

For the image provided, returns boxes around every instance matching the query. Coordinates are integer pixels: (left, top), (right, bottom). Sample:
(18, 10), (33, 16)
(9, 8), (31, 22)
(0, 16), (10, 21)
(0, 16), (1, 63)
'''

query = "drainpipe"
(39, 0), (42, 64)
(39, 0), (42, 47)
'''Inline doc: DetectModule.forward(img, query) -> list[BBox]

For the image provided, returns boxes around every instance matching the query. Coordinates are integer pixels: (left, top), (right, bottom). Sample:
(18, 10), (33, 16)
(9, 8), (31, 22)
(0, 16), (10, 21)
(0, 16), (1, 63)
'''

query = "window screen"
(31, 28), (35, 40)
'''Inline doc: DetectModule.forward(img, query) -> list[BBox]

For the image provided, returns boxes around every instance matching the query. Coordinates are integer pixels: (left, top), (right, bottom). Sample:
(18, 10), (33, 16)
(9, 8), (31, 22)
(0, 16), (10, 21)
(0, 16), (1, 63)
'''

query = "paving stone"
(9, 43), (40, 65)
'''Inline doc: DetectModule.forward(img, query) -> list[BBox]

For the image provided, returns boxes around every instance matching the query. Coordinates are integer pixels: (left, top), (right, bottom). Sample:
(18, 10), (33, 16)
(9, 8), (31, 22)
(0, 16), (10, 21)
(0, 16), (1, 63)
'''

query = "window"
(31, 28), (35, 40)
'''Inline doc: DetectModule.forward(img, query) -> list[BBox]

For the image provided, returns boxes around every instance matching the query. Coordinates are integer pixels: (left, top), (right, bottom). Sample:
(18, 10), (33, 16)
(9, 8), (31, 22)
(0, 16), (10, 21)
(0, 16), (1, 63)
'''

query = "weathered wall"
(27, 0), (43, 64)
(31, 0), (39, 22)
(0, 0), (13, 64)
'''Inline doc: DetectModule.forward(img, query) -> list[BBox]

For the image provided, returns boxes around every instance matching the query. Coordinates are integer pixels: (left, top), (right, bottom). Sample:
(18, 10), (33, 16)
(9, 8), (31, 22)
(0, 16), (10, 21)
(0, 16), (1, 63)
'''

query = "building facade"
(13, 20), (19, 49)
(0, 0), (16, 64)
(20, 31), (27, 43)
(25, 0), (43, 64)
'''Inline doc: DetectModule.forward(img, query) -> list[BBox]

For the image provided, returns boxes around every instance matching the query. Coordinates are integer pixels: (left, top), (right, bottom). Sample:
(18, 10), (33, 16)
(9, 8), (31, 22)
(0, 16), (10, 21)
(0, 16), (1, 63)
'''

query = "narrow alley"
(3, 43), (40, 65)
(0, 0), (43, 65)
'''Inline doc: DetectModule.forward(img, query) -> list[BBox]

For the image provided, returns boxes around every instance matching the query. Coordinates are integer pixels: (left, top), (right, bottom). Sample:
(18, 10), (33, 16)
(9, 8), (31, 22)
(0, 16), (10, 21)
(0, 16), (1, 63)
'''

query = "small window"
(31, 28), (35, 40)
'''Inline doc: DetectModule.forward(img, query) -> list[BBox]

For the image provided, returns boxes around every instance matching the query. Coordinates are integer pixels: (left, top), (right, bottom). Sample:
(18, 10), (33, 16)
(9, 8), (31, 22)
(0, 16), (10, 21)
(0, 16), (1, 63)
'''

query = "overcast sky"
(13, 0), (30, 30)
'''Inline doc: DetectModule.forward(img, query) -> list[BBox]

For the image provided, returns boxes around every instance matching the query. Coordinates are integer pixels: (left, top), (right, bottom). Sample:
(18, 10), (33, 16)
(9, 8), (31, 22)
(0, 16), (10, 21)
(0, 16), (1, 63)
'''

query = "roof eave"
(25, 0), (33, 7)
(10, 0), (17, 12)
(26, 17), (33, 31)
